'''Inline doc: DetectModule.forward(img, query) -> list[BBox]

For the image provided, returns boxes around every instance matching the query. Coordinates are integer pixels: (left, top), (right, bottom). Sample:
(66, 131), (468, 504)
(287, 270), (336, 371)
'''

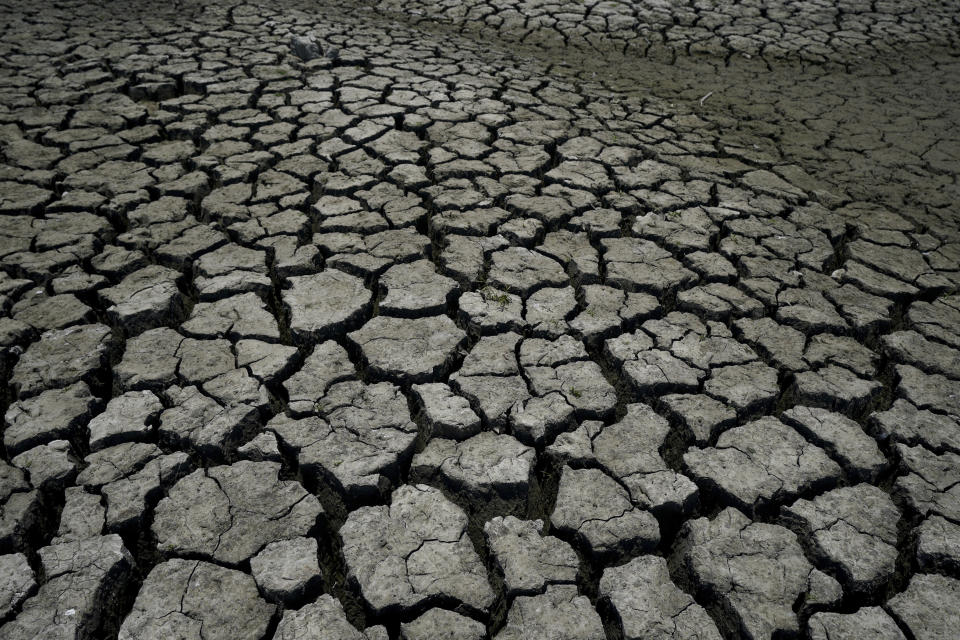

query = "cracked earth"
(1, 0), (959, 638)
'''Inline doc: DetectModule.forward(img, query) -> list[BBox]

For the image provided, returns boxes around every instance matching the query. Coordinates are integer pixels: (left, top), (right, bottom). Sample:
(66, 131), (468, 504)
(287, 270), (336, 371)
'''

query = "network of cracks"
(0, 0), (959, 639)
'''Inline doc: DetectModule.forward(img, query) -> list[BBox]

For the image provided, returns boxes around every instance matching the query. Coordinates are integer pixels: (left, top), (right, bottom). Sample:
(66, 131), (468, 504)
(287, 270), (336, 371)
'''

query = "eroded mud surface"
(1, 0), (959, 638)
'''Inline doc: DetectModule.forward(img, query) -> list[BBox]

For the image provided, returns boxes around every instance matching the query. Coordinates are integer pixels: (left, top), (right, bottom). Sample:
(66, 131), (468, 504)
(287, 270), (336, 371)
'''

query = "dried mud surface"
(1, 0), (959, 638)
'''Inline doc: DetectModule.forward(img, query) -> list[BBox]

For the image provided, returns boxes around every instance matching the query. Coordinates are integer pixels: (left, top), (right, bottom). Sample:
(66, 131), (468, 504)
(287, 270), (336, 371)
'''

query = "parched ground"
(1, 0), (959, 638)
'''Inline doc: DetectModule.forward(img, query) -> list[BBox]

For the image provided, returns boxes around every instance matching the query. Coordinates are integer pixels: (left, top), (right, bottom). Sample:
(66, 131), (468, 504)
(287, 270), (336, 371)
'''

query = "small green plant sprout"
(481, 286), (511, 311)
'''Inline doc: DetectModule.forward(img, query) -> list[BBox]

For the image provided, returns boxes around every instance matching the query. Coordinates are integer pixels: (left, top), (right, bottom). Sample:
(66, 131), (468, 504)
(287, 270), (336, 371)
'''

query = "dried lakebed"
(0, 0), (959, 639)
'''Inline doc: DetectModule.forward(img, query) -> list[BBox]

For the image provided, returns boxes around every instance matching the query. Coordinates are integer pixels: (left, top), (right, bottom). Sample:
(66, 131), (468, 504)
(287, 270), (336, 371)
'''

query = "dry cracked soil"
(1, 0), (959, 639)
